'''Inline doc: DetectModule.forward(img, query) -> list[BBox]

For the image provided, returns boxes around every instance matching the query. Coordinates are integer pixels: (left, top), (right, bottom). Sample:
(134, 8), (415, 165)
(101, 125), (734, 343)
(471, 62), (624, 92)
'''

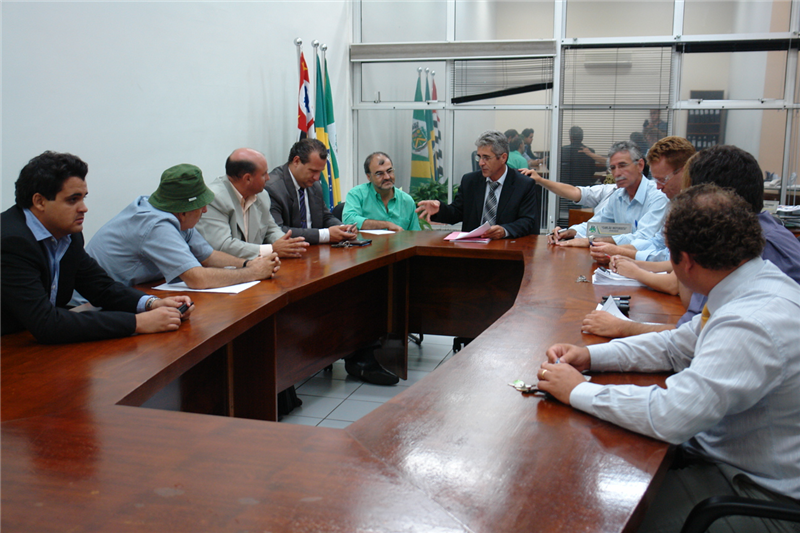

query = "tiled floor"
(281, 335), (455, 428)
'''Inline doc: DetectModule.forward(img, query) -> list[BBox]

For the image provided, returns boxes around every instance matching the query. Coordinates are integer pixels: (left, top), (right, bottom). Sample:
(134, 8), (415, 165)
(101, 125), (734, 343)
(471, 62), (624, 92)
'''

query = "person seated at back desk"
(506, 136), (528, 170)
(195, 148), (309, 259)
(415, 130), (540, 240)
(559, 125), (603, 187)
(539, 184), (800, 533)
(549, 140), (668, 248)
(342, 151), (421, 232)
(265, 139), (356, 244)
(87, 164), (279, 289)
(1, 151), (193, 344)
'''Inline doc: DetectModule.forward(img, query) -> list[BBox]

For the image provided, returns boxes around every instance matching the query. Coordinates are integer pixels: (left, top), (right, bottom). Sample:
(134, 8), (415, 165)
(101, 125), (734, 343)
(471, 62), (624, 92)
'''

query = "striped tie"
(482, 181), (500, 225)
(298, 188), (308, 229)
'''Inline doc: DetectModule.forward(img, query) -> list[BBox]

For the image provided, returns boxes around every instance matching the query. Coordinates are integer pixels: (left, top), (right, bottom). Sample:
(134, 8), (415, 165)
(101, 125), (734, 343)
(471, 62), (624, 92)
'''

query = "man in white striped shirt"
(538, 184), (800, 532)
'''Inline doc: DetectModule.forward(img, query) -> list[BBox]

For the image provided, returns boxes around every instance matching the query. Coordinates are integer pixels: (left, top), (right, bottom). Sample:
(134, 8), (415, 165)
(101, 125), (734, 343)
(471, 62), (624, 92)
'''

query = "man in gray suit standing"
(196, 148), (308, 259)
(266, 139), (356, 244)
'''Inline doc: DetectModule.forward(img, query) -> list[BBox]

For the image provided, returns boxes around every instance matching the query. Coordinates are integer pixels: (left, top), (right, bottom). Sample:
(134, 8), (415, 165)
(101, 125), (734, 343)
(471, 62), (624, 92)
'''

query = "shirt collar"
(229, 180), (257, 212)
(23, 208), (72, 246)
(288, 168), (302, 191)
(706, 257), (764, 315)
(485, 166), (509, 187)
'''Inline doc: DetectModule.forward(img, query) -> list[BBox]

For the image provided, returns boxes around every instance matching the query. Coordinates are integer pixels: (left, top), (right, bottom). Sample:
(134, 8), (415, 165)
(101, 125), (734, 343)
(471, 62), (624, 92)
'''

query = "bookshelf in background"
(687, 90), (725, 150)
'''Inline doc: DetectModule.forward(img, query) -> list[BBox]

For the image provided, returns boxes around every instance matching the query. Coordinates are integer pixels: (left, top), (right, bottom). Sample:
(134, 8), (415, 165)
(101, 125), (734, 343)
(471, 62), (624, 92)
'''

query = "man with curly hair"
(538, 183), (800, 532)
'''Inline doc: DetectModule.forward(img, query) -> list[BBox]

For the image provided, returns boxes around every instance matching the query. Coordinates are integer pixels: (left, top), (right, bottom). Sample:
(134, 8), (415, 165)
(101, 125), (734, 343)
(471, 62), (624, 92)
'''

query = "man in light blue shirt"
(549, 140), (667, 247)
(87, 164), (279, 289)
(539, 184), (800, 531)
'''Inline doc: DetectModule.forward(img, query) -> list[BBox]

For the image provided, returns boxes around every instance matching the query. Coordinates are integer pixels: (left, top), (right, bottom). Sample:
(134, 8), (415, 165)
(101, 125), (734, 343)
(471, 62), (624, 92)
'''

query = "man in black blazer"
(266, 139), (356, 244)
(416, 130), (540, 239)
(1, 151), (193, 344)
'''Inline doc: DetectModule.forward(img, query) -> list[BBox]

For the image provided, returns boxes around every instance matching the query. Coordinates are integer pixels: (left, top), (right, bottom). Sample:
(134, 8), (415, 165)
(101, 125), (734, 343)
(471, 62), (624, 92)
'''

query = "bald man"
(196, 148), (308, 259)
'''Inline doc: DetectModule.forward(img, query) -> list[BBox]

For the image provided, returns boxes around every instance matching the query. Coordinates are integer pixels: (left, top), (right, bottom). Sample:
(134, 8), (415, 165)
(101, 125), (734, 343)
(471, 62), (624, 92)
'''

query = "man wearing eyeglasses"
(548, 140), (667, 247)
(587, 136), (696, 264)
(342, 152), (420, 233)
(415, 130), (540, 239)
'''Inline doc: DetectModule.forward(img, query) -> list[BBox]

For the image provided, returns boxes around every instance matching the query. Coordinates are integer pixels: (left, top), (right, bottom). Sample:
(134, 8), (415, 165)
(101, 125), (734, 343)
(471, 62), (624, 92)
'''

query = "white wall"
(2, 0), (353, 239)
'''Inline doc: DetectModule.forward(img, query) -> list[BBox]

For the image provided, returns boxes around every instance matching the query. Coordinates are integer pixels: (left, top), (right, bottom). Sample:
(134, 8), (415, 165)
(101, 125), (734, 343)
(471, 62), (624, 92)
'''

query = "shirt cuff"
(259, 244), (273, 257)
(587, 343), (620, 372)
(569, 381), (605, 414)
(318, 228), (330, 243)
(136, 295), (152, 313)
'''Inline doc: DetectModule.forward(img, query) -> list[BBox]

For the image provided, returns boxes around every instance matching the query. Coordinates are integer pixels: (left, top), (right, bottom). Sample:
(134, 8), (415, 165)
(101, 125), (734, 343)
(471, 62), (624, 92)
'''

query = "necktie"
(298, 188), (308, 229)
(482, 181), (500, 225)
(700, 304), (710, 330)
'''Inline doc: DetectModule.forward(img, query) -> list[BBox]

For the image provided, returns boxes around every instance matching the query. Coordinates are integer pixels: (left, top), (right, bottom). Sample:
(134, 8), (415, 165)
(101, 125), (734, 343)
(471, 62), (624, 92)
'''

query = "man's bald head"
(226, 148), (267, 180)
(225, 148), (269, 197)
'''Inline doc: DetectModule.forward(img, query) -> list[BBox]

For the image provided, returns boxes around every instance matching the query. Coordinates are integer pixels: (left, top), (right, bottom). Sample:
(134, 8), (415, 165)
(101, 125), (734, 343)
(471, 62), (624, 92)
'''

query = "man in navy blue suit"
(415, 130), (540, 239)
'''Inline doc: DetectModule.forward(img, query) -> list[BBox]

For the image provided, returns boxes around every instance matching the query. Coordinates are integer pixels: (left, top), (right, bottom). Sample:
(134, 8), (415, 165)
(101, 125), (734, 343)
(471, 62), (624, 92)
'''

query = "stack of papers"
(592, 268), (647, 287)
(444, 222), (491, 244)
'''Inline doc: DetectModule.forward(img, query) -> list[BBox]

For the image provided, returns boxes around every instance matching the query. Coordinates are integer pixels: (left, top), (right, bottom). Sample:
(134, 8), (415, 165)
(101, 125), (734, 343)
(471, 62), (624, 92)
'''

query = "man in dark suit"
(265, 139), (356, 244)
(416, 130), (540, 239)
(1, 151), (193, 344)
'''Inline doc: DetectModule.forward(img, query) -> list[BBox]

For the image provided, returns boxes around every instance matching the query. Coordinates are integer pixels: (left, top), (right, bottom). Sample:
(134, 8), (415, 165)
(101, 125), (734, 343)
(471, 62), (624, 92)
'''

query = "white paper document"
(152, 280), (260, 294)
(444, 221), (491, 243)
(360, 229), (395, 235)
(593, 268), (650, 287)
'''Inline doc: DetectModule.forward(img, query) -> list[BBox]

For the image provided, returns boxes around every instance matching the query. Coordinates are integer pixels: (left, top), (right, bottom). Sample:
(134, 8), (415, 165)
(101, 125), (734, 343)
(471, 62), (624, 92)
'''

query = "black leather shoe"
(345, 350), (399, 386)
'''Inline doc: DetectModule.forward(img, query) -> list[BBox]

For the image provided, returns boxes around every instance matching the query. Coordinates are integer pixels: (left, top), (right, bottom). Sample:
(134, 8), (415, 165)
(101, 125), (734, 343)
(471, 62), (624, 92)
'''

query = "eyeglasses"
(607, 160), (639, 173)
(371, 169), (395, 179)
(474, 154), (499, 163)
(654, 167), (681, 186)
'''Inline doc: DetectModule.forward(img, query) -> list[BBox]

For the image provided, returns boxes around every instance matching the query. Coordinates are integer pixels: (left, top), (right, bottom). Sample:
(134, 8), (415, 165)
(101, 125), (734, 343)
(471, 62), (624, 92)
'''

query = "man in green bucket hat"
(86, 163), (279, 289)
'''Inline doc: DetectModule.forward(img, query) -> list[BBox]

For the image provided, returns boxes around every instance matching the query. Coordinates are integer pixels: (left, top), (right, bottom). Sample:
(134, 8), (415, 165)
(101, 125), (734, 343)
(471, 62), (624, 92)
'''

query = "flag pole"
(320, 44), (327, 104)
(294, 37), (302, 80)
(312, 40), (320, 111)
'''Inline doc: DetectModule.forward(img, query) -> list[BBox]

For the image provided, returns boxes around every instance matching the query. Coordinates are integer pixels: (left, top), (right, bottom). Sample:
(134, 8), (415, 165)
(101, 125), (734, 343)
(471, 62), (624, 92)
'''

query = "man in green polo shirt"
(342, 152), (421, 232)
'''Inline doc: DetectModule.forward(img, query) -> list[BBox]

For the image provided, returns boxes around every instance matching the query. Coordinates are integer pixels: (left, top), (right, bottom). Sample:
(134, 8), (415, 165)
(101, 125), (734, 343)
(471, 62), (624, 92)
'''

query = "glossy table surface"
(1, 231), (683, 532)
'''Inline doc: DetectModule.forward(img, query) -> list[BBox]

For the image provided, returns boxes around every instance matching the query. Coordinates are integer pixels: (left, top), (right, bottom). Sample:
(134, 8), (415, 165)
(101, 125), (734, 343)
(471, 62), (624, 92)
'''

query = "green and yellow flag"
(410, 72), (433, 192)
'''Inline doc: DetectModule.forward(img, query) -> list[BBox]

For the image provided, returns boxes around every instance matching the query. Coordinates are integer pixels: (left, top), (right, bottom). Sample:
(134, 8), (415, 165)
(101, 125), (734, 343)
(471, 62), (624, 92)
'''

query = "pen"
(546, 228), (569, 237)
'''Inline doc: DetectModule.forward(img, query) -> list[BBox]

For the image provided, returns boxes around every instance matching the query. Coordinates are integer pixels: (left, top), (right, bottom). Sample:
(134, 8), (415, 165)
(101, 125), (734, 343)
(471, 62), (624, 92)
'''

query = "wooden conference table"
(2, 231), (686, 532)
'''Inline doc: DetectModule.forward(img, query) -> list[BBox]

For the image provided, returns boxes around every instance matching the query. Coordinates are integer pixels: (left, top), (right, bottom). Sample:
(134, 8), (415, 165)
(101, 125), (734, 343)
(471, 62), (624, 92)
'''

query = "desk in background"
(2, 232), (683, 532)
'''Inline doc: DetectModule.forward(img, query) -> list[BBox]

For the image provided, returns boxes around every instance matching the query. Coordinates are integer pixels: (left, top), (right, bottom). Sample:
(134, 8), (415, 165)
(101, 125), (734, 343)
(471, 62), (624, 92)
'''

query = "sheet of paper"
(444, 221), (491, 241)
(152, 280), (260, 294)
(594, 296), (662, 326)
(360, 229), (395, 235)
(592, 268), (647, 287)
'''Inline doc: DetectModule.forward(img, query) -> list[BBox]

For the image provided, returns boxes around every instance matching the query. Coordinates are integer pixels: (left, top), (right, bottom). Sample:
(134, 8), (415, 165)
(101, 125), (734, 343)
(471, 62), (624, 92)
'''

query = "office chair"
(680, 495), (800, 533)
(471, 150), (479, 173)
(331, 201), (345, 221)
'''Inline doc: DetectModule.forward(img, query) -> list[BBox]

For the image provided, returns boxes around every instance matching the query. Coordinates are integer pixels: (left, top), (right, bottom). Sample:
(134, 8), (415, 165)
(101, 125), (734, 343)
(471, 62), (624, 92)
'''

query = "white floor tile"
(292, 395), (344, 419)
(280, 415), (321, 426)
(347, 383), (405, 402)
(297, 376), (362, 399)
(417, 334), (454, 347)
(326, 399), (383, 422)
(316, 419), (351, 429)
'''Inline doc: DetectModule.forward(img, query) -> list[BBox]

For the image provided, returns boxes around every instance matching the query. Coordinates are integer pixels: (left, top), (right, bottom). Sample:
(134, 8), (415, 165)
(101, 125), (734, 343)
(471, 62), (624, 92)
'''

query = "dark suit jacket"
(1, 205), (144, 343)
(431, 166), (540, 238)
(265, 164), (342, 244)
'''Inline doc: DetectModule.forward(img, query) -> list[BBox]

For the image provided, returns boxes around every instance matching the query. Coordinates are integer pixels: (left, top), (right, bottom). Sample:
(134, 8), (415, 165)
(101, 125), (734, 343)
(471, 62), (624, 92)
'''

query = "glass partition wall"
(353, 0), (799, 231)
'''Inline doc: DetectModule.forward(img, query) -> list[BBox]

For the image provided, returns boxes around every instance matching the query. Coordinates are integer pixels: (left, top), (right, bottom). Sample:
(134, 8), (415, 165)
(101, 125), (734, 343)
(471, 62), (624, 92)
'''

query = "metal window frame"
(352, 0), (800, 214)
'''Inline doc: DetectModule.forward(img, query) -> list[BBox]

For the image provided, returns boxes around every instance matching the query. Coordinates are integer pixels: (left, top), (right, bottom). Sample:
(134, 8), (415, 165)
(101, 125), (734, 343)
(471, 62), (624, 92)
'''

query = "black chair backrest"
(331, 201), (345, 221)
